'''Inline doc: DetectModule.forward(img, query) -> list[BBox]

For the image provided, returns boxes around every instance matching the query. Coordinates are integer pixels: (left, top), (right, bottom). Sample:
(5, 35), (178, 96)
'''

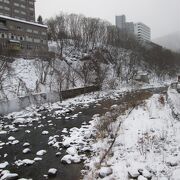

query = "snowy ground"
(1, 86), (179, 180)
(60, 90), (180, 180)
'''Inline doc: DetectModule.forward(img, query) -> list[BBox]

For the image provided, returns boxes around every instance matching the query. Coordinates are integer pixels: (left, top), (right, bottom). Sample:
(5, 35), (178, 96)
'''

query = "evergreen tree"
(37, 15), (43, 24)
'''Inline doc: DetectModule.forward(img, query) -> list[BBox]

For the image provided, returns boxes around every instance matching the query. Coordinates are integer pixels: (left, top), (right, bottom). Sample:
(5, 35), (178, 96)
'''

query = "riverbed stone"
(128, 168), (140, 178)
(0, 171), (18, 180)
(138, 175), (148, 180)
(23, 148), (31, 154)
(99, 167), (113, 178)
(36, 150), (47, 156)
(48, 168), (57, 177)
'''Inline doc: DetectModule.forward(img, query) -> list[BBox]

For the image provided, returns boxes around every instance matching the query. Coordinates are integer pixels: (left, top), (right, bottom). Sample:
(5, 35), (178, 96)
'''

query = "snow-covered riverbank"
(61, 90), (180, 180)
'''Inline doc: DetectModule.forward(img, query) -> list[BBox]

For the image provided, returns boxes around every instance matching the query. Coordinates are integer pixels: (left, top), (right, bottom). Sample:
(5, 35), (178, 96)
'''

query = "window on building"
(14, 3), (20, 7)
(21, 4), (25, 8)
(14, 9), (20, 13)
(4, 0), (10, 4)
(4, 6), (10, 11)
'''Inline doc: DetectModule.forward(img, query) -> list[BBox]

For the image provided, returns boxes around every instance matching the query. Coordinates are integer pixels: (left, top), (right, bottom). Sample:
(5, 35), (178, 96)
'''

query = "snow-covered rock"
(25, 130), (31, 133)
(99, 167), (113, 178)
(66, 147), (78, 156)
(61, 155), (72, 164)
(128, 168), (140, 178)
(23, 148), (31, 154)
(36, 150), (47, 156)
(61, 154), (81, 164)
(11, 140), (19, 145)
(0, 171), (18, 180)
(15, 159), (34, 166)
(0, 131), (7, 135)
(8, 136), (15, 141)
(13, 118), (27, 124)
(138, 175), (148, 180)
(42, 131), (49, 135)
(23, 142), (30, 147)
(56, 152), (61, 156)
(0, 161), (9, 169)
(52, 142), (60, 149)
(62, 138), (71, 148)
(34, 157), (42, 161)
(62, 128), (68, 133)
(48, 168), (57, 177)
(142, 169), (152, 178)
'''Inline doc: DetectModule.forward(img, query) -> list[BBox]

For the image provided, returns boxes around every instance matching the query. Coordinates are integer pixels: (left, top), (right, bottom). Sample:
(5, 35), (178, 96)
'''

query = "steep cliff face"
(153, 31), (180, 52)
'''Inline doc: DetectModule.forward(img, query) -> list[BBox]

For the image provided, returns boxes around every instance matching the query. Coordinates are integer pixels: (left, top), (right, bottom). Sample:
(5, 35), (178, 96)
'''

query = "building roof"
(0, 15), (47, 28)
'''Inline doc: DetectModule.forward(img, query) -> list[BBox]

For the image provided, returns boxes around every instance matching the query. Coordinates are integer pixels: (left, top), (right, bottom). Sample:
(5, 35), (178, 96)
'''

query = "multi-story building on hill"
(115, 15), (151, 41)
(134, 22), (151, 41)
(115, 15), (126, 30)
(0, 0), (35, 22)
(0, 0), (48, 57)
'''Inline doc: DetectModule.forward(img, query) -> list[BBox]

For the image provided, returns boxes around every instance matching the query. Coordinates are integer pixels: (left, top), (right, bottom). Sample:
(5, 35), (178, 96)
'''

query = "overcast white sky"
(36, 0), (180, 39)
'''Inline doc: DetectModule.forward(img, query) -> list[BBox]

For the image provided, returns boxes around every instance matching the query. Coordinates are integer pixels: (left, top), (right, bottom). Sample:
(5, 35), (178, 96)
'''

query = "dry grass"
(158, 95), (165, 105)
(95, 91), (152, 139)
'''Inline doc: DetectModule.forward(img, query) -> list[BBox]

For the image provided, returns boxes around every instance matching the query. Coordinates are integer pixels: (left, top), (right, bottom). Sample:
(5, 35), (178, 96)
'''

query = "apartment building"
(0, 0), (35, 22)
(115, 15), (134, 34)
(115, 15), (126, 29)
(134, 22), (151, 41)
(115, 15), (151, 41)
(0, 0), (48, 57)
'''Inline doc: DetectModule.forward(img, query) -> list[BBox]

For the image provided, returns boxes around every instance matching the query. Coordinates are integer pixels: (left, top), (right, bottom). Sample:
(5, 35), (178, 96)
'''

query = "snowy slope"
(0, 42), (174, 101)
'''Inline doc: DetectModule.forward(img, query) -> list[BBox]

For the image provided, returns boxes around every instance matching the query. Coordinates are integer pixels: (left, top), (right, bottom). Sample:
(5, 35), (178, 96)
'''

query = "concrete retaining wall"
(0, 86), (100, 115)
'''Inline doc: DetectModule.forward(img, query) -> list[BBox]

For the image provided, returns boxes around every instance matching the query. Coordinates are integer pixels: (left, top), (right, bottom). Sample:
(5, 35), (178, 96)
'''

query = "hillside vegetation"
(0, 12), (180, 100)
